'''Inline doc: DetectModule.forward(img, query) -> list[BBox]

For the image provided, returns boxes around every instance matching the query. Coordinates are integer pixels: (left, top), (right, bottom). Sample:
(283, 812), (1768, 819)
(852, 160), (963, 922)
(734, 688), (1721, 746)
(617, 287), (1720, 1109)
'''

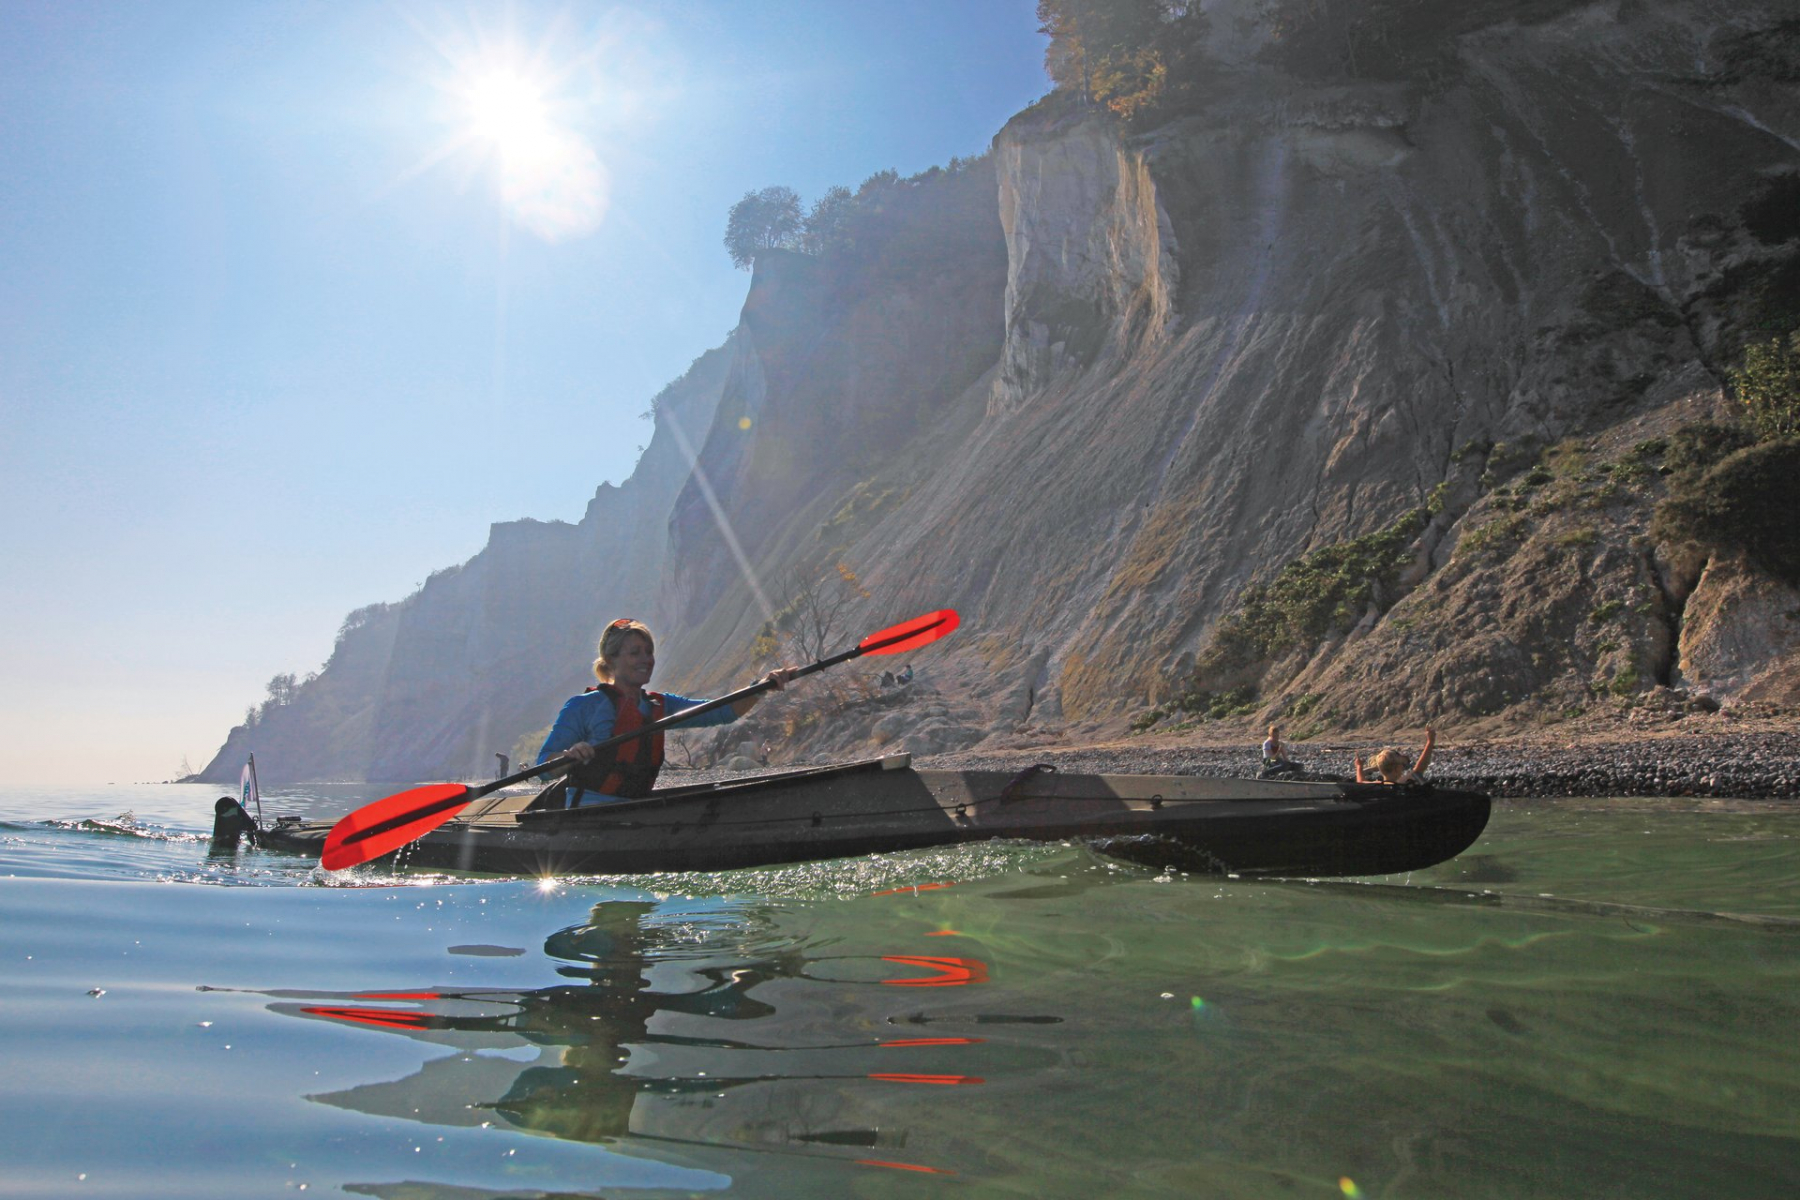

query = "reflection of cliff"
(209, 0), (1800, 779)
(275, 900), (1030, 1180)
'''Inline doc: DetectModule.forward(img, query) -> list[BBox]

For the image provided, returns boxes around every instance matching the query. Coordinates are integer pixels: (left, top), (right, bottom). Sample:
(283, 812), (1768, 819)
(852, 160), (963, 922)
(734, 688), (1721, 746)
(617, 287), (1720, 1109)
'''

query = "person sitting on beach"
(1354, 727), (1435, 785)
(537, 618), (796, 807)
(1259, 724), (1302, 778)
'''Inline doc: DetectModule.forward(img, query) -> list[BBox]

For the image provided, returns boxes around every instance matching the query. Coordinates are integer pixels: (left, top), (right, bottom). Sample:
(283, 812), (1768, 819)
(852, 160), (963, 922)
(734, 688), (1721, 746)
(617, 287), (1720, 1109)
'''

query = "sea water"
(0, 782), (1795, 1198)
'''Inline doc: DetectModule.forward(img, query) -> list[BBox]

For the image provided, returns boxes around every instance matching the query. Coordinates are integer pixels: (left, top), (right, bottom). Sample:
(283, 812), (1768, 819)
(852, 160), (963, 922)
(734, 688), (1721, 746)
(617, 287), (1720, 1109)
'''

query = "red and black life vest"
(568, 684), (666, 799)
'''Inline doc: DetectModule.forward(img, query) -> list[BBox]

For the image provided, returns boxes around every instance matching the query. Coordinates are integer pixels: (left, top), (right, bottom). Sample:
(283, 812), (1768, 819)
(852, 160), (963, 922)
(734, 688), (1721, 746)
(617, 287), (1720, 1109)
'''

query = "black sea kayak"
(232, 755), (1490, 878)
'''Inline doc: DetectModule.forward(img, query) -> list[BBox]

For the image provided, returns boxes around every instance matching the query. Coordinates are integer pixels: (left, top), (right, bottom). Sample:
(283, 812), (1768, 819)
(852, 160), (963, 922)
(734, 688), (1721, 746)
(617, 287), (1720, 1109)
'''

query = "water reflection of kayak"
(264, 899), (1020, 1180)
(242, 754), (1490, 878)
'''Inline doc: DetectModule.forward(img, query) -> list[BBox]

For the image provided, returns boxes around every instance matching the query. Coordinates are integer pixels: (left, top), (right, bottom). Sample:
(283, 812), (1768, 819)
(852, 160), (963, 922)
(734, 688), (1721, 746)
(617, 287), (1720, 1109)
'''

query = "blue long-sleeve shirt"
(536, 689), (739, 766)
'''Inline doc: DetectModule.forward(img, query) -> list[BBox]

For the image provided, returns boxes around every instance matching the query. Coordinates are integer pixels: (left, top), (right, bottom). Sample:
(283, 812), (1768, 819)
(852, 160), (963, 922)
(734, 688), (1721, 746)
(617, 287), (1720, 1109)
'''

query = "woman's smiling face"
(611, 631), (655, 687)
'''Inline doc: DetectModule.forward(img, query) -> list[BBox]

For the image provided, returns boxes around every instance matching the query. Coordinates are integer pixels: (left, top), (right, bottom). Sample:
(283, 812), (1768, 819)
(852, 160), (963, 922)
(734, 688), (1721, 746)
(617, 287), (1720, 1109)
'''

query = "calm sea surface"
(1, 781), (1796, 1199)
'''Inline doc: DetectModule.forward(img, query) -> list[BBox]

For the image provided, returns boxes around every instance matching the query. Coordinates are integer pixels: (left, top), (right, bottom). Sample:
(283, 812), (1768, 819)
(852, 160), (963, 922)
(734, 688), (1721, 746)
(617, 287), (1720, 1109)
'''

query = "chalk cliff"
(201, 342), (733, 781)
(203, 0), (1800, 782)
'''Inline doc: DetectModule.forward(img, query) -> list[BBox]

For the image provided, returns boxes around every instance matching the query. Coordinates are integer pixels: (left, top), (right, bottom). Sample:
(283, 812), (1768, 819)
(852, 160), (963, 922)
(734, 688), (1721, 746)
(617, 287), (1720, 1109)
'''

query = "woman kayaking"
(537, 618), (797, 807)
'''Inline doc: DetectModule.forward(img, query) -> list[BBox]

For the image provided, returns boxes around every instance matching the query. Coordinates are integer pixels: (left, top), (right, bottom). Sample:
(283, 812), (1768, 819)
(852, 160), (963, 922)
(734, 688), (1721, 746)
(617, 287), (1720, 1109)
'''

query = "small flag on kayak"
(241, 754), (262, 823)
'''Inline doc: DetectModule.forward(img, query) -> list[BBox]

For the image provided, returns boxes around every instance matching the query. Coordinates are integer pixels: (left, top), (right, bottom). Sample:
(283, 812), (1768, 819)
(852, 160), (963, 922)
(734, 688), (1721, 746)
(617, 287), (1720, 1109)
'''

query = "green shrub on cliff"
(1662, 421), (1755, 482)
(1731, 330), (1800, 441)
(1454, 511), (1528, 560)
(1173, 685), (1257, 720)
(1649, 333), (1800, 581)
(1195, 508), (1429, 677)
(1653, 438), (1800, 585)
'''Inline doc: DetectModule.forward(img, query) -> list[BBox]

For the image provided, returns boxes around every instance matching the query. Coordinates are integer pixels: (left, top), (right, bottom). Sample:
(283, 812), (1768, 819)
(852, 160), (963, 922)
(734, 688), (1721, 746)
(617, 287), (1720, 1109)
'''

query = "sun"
(444, 50), (609, 241)
(463, 68), (553, 152)
(399, 17), (630, 242)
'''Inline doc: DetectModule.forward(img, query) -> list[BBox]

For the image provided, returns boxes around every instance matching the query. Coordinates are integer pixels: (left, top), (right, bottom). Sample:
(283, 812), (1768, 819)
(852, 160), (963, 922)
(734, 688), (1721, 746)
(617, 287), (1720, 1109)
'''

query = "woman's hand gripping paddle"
(318, 608), (960, 871)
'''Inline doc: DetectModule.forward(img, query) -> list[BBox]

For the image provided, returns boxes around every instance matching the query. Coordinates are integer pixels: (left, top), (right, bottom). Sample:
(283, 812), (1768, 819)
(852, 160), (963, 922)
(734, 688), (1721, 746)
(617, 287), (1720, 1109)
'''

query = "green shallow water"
(0, 784), (1795, 1197)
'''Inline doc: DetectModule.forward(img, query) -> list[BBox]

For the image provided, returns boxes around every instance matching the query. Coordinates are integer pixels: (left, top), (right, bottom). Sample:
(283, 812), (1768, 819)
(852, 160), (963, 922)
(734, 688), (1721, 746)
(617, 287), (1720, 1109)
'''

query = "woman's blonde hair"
(1369, 748), (1411, 779)
(593, 618), (654, 682)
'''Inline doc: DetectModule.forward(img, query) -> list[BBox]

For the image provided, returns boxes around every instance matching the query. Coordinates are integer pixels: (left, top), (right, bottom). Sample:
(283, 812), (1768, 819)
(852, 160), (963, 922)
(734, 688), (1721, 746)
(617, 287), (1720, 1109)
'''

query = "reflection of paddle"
(319, 608), (960, 871)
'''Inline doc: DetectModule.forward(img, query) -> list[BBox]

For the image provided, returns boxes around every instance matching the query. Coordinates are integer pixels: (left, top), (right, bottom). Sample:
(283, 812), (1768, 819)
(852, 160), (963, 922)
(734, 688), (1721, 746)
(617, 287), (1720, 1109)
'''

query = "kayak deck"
(252, 756), (1490, 878)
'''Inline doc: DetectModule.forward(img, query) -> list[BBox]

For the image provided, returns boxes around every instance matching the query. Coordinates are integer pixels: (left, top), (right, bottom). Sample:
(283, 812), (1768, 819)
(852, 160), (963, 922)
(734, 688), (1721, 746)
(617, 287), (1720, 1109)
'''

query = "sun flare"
(418, 32), (613, 242)
(464, 69), (553, 151)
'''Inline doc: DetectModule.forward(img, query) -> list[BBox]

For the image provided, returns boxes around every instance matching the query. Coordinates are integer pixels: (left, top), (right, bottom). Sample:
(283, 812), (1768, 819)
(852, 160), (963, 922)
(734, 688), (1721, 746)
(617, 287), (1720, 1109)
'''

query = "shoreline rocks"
(664, 722), (1800, 801)
(916, 730), (1800, 800)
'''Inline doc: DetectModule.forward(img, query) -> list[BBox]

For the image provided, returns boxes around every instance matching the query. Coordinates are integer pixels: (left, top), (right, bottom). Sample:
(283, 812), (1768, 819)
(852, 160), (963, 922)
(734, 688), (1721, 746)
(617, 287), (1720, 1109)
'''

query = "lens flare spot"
(1340, 1177), (1362, 1198)
(1190, 996), (1206, 1010)
(738, 416), (753, 430)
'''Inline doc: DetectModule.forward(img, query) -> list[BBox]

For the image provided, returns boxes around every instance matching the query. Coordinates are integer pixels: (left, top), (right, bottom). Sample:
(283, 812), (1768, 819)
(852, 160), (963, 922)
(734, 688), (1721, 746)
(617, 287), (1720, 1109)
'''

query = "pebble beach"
(933, 717), (1800, 800)
(672, 705), (1800, 801)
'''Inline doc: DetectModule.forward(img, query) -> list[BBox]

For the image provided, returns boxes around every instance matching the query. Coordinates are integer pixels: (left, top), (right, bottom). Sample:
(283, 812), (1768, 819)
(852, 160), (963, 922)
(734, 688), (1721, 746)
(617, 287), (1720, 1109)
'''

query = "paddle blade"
(320, 783), (471, 871)
(859, 609), (959, 657)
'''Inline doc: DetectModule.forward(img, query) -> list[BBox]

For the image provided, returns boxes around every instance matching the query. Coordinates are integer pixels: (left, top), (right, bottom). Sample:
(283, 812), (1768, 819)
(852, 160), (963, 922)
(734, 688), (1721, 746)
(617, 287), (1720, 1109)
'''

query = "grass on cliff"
(1654, 436), (1800, 584)
(1142, 324), (1800, 732)
(1140, 508), (1430, 726)
(1731, 329), (1800, 441)
(1203, 508), (1428, 672)
(1650, 331), (1800, 584)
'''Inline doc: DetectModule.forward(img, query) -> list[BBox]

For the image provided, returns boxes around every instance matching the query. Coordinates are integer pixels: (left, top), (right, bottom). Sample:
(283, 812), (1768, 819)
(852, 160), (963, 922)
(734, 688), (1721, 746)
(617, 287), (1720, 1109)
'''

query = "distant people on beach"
(1355, 727), (1435, 785)
(1259, 725), (1302, 778)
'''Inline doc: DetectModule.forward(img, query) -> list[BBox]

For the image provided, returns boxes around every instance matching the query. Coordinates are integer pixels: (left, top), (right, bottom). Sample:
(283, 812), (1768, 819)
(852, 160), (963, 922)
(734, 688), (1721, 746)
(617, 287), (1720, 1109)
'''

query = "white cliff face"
(992, 113), (1178, 414)
(200, 339), (735, 783)
(652, 0), (1800, 739)
(926, 0), (1800, 725)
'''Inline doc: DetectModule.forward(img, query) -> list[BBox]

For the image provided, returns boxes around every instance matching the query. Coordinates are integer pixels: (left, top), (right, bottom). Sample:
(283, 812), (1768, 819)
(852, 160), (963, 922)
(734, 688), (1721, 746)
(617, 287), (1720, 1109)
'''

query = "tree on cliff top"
(724, 186), (804, 270)
(800, 185), (856, 255)
(722, 160), (995, 274)
(1036, 0), (1208, 121)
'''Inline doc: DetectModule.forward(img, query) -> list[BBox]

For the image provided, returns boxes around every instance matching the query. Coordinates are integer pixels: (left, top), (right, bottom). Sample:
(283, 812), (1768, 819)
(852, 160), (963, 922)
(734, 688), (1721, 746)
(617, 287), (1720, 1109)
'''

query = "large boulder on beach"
(1678, 557), (1800, 706)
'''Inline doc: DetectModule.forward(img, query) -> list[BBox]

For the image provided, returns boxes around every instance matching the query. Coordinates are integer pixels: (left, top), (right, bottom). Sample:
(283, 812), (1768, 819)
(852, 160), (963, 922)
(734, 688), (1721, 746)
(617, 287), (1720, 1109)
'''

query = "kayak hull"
(251, 757), (1490, 879)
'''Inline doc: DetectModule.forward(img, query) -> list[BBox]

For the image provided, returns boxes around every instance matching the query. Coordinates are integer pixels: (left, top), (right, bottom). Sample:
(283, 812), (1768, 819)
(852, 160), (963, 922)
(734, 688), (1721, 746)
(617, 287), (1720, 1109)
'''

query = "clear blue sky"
(0, 0), (1048, 784)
